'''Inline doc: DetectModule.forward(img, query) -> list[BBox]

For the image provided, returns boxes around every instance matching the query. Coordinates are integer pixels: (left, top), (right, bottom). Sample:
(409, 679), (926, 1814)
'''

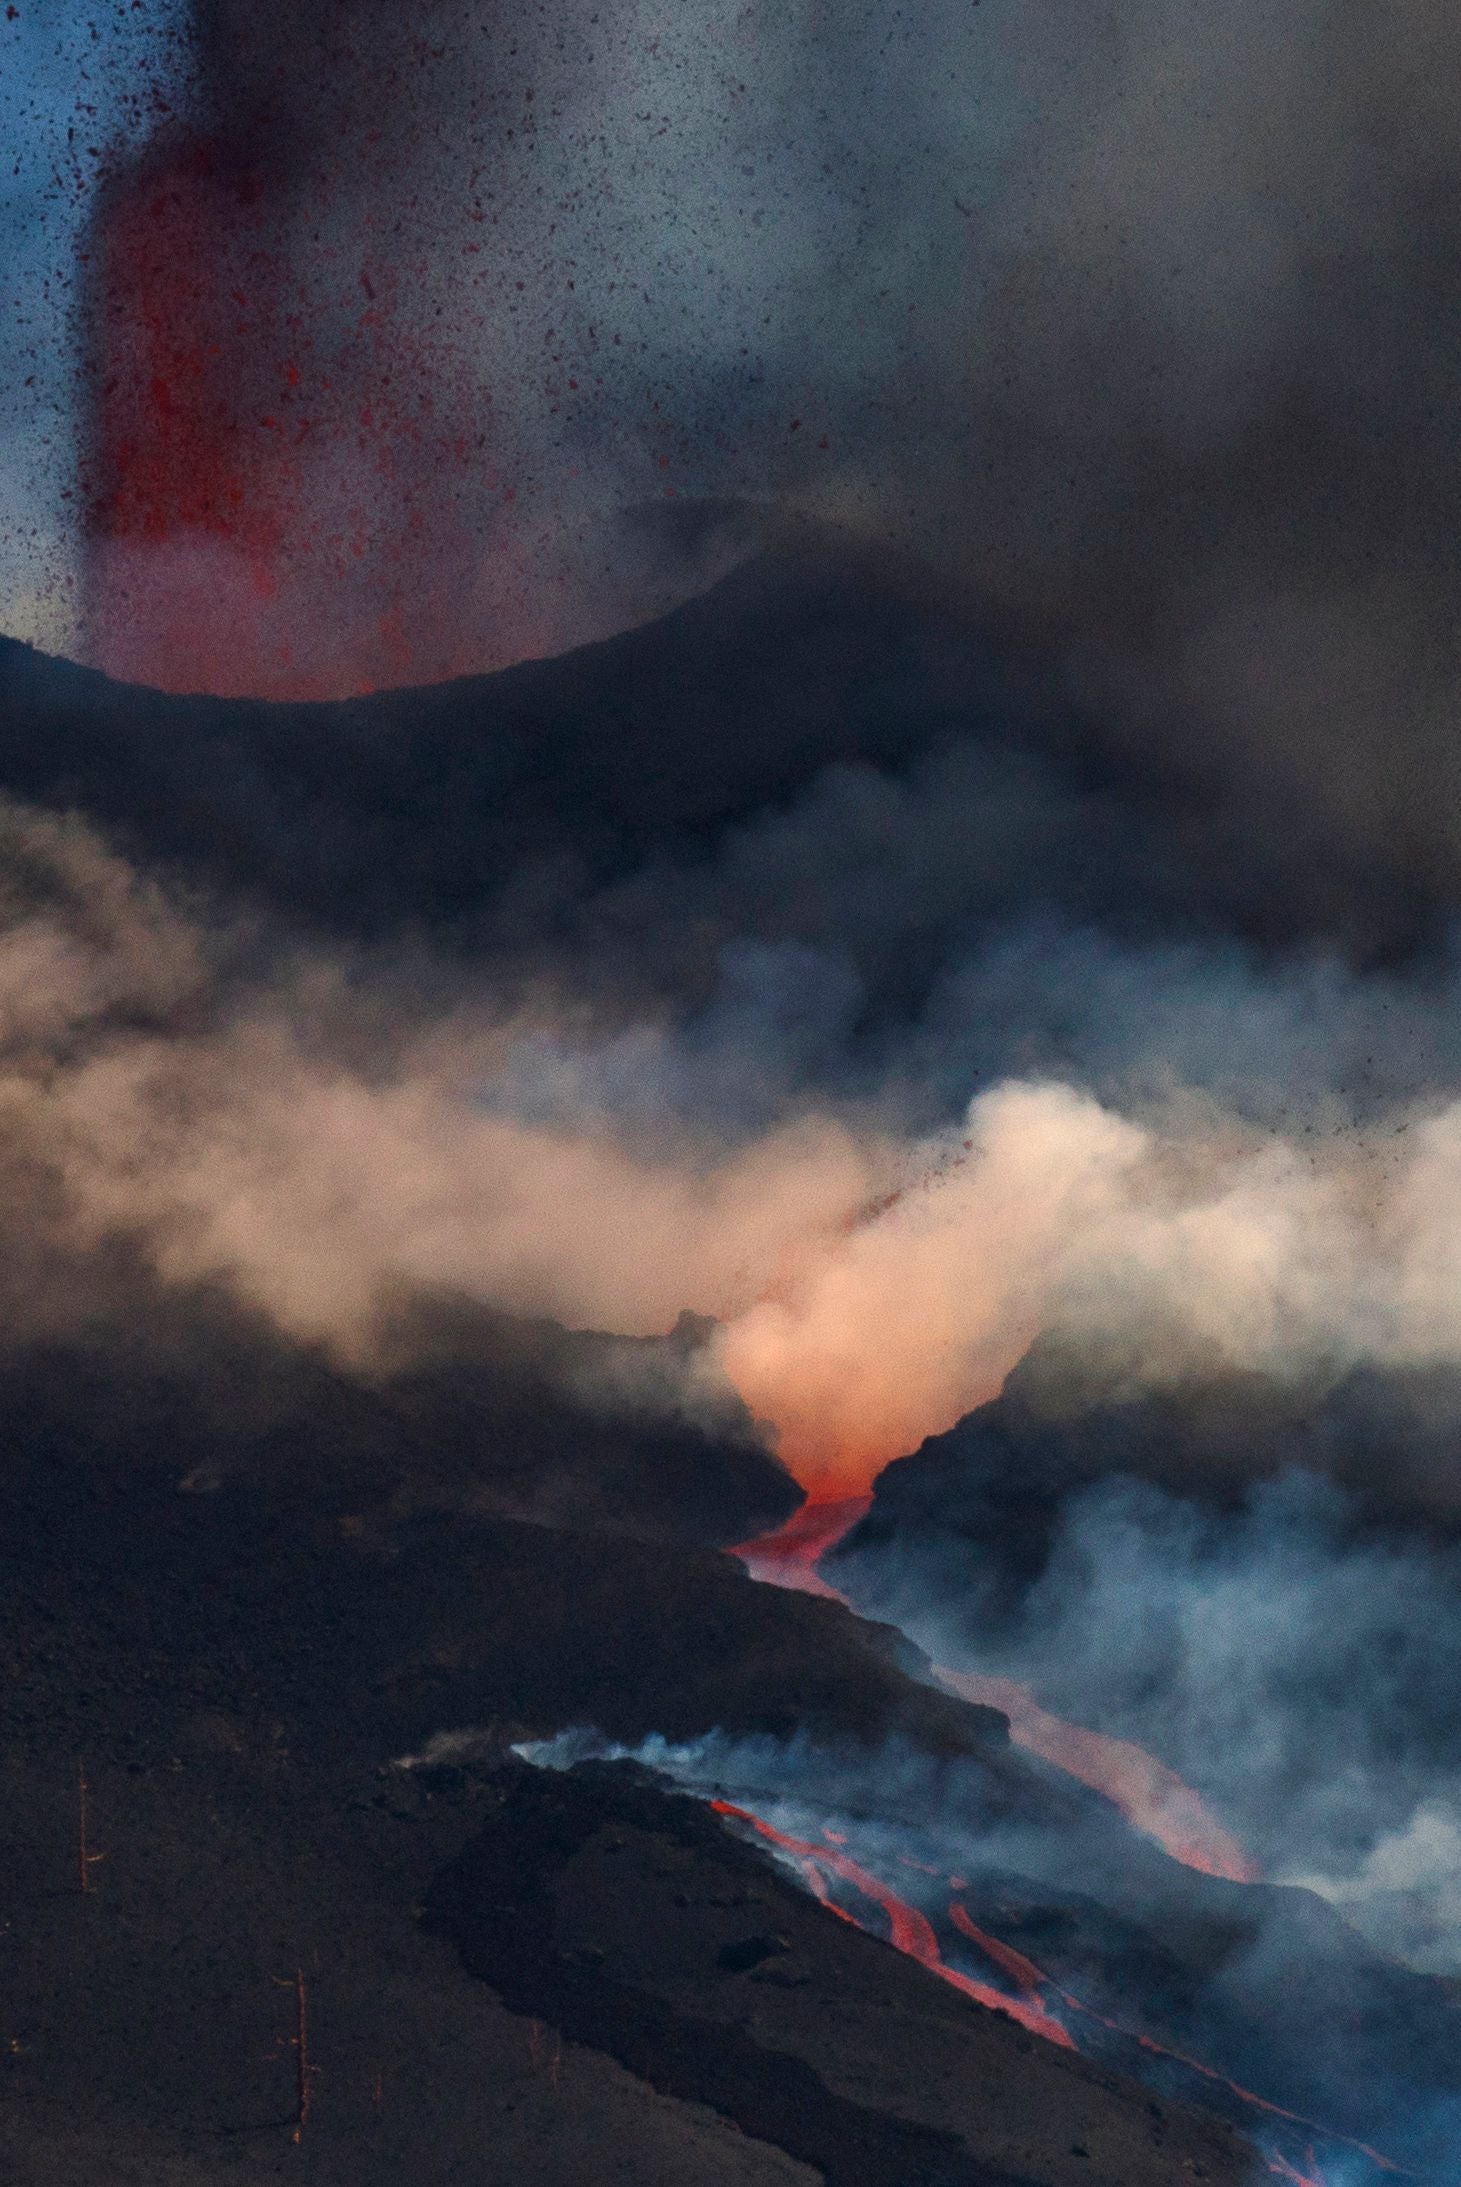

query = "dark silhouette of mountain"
(0, 528), (1437, 983)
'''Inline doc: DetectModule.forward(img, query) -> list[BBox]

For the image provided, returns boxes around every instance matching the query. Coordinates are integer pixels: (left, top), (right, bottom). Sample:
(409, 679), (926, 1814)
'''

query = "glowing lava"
(936, 1667), (1258, 1884)
(732, 1500), (1259, 1883)
(709, 1792), (1400, 2187)
(729, 1495), (871, 1601)
(708, 1798), (1076, 2048)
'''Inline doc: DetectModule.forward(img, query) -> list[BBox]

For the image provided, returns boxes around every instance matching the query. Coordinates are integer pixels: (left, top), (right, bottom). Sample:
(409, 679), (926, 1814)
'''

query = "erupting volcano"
(10, 2), (1461, 2180)
(80, 122), (534, 699)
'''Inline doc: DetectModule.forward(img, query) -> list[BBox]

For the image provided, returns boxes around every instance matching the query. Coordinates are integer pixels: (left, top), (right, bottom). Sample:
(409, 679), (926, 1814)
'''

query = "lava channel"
(733, 1499), (1257, 1884)
(708, 1792), (1404, 2187)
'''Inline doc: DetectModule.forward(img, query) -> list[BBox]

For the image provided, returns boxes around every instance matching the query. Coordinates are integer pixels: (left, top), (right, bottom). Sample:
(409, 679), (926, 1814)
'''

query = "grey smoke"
(839, 1464), (1461, 1980)
(144, 2), (1461, 893)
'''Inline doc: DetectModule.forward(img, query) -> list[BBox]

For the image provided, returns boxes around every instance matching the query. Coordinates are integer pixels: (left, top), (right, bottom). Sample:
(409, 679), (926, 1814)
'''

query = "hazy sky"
(0, 0), (189, 651)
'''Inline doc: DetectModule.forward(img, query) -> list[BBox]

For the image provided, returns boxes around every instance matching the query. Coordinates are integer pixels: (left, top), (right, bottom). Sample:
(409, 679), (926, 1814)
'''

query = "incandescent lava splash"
(79, 120), (532, 699)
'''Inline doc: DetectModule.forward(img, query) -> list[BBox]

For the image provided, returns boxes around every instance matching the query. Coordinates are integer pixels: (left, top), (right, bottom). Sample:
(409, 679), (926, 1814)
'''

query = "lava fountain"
(77, 10), (554, 699)
(79, 124), (534, 698)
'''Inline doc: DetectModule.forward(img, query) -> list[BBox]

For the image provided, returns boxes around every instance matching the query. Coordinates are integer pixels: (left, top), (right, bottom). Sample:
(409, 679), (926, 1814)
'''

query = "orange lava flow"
(946, 1900), (1049, 1995)
(708, 1799), (1076, 2049)
(725, 1511), (1403, 2180)
(729, 1495), (870, 1601)
(732, 1502), (1259, 1885)
(936, 1667), (1259, 1884)
(710, 1794), (1401, 2185)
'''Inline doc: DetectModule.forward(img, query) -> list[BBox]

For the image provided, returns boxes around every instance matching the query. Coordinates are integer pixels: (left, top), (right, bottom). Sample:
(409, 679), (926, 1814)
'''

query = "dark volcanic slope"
(0, 529), (1433, 979)
(0, 1425), (1260, 2187)
(0, 1274), (799, 1548)
(426, 1757), (1252, 2187)
(837, 1337), (1461, 1578)
(0, 538), (1042, 939)
(2, 1743), (821, 2187)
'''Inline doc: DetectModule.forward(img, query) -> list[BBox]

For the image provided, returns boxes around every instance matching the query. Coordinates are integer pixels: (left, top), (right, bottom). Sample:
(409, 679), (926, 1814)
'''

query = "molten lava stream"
(935, 1666), (1257, 1883)
(710, 1795), (1399, 2187)
(729, 1495), (871, 1601)
(726, 1503), (1402, 2178)
(708, 1799), (1075, 2049)
(732, 1500), (1257, 1883)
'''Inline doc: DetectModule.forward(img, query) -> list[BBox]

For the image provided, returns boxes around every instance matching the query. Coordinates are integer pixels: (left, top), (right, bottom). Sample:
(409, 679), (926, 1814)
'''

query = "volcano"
(12, 0), (1461, 2164)
(2, 534), (1461, 2187)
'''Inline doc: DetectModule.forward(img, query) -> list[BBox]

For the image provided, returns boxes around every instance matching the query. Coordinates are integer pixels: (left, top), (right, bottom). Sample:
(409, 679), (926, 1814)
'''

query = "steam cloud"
(0, 799), (890, 1362)
(13, 788), (1461, 1487)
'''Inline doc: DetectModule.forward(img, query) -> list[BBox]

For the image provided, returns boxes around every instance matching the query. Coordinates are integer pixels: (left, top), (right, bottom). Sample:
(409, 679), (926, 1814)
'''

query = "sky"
(0, 0), (190, 651)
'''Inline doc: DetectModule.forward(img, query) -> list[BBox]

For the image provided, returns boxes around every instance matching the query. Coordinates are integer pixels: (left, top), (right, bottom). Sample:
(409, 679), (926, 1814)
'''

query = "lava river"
(706, 1787), (1402, 2187)
(726, 1501), (1408, 2186)
(732, 1499), (1256, 1883)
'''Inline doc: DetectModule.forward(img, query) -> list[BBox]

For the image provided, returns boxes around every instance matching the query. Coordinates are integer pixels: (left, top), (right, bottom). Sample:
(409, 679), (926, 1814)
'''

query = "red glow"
(79, 130), (545, 698)
(936, 1667), (1259, 1884)
(946, 1900), (1048, 1996)
(709, 1798), (1076, 2048)
(729, 1495), (869, 1601)
(1267, 2153), (1328, 2187)
(1061, 1987), (1401, 2177)
(732, 1503), (1259, 1884)
(710, 1794), (1400, 2182)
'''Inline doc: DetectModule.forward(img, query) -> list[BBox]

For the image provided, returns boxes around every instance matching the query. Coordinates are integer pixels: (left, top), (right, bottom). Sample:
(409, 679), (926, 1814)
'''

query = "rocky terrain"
(1, 1382), (1266, 2187)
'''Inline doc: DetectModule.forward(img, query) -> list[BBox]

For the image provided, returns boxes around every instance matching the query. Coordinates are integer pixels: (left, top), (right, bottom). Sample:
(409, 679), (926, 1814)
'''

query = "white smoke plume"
(15, 791), (1461, 1500)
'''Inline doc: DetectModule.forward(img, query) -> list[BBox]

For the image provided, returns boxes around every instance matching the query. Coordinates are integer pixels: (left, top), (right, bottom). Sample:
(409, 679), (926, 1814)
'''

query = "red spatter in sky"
(79, 128), (543, 698)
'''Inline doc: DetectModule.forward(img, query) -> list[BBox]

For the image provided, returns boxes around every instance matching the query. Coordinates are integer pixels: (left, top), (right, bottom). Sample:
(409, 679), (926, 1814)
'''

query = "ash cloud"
(76, 0), (1461, 907)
